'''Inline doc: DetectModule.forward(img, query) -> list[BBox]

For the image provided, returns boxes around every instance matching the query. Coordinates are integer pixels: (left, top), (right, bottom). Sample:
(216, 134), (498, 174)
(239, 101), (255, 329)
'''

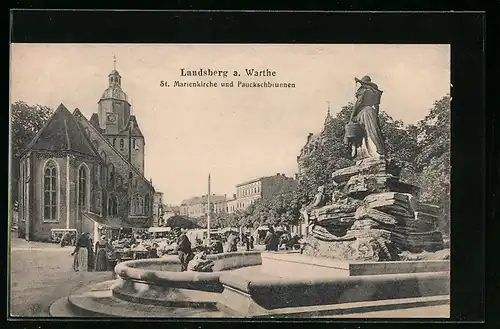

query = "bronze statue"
(301, 185), (327, 227)
(344, 75), (386, 160)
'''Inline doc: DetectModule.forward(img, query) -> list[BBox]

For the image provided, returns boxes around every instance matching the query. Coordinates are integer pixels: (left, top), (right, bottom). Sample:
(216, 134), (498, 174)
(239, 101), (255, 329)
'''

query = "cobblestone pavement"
(9, 237), (112, 317)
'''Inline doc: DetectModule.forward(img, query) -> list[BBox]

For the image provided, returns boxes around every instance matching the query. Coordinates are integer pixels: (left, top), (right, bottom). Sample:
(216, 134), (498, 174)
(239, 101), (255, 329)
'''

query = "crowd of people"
(67, 227), (307, 276)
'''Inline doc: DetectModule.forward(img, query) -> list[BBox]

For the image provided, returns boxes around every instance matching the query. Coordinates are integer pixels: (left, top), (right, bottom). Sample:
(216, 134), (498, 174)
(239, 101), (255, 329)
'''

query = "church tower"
(96, 56), (145, 174)
(98, 56), (131, 133)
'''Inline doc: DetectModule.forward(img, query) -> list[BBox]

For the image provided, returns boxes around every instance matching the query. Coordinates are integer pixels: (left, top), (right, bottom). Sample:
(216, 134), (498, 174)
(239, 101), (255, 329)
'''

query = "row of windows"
(41, 160), (150, 221)
(97, 151), (139, 188)
(237, 185), (261, 198)
(110, 137), (139, 151)
(131, 194), (150, 216)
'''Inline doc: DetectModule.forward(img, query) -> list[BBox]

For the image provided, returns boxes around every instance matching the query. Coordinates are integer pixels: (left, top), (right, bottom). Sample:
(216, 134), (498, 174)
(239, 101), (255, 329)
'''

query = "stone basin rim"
(114, 251), (263, 285)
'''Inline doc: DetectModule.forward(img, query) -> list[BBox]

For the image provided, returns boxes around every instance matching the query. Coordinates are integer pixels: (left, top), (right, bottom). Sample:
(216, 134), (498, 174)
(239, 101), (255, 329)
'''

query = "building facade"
(297, 107), (333, 179)
(179, 194), (227, 218)
(17, 64), (155, 242)
(226, 195), (238, 214)
(232, 173), (297, 212)
(152, 191), (164, 227)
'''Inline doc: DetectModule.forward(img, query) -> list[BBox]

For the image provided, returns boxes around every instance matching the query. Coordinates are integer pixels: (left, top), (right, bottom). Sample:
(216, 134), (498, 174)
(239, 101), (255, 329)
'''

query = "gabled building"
(17, 63), (155, 242)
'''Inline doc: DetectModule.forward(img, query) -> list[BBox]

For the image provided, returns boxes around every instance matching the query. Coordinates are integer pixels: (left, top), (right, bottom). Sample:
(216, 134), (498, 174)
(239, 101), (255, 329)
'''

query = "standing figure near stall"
(71, 233), (90, 272)
(344, 75), (386, 160)
(94, 235), (117, 277)
(174, 228), (194, 272)
(87, 233), (94, 271)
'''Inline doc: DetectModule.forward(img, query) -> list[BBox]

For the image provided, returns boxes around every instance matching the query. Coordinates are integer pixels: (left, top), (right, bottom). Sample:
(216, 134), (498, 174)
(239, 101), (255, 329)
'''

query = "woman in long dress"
(346, 75), (386, 160)
(94, 236), (117, 274)
(71, 233), (90, 272)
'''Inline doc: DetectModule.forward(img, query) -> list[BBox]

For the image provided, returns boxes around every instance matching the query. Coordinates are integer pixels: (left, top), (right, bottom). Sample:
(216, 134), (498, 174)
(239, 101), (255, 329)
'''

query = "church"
(297, 105), (334, 179)
(17, 62), (155, 242)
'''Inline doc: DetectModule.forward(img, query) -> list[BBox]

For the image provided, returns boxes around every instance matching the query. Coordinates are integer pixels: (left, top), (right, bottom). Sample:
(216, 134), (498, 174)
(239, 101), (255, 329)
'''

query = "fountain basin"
(114, 251), (262, 293)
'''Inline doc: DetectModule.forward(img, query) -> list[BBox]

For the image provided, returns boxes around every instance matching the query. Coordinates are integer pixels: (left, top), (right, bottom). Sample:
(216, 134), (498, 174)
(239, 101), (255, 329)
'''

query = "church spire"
(108, 55), (122, 88)
(324, 101), (333, 125)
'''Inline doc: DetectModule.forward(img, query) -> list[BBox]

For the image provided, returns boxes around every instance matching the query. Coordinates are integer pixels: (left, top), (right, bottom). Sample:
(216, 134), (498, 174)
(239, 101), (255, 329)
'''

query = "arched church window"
(95, 165), (101, 186)
(107, 194), (118, 217)
(100, 151), (107, 164)
(139, 197), (145, 215)
(128, 172), (133, 187)
(132, 138), (137, 150)
(43, 160), (58, 222)
(78, 165), (88, 210)
(116, 175), (123, 188)
(113, 138), (116, 147)
(120, 139), (124, 150)
(108, 163), (115, 186)
(100, 163), (107, 186)
(144, 194), (150, 214)
(133, 194), (140, 214)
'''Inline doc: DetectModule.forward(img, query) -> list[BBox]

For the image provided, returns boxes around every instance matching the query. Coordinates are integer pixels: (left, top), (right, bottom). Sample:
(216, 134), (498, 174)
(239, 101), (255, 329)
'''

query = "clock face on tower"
(106, 113), (117, 124)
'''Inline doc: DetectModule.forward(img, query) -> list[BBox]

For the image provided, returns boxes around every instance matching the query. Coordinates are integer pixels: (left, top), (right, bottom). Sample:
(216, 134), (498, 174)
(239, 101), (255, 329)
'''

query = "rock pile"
(303, 158), (444, 261)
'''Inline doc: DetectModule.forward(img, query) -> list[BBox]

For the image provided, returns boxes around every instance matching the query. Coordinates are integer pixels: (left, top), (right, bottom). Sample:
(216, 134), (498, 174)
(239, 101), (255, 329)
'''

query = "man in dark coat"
(174, 228), (193, 271)
(264, 227), (279, 251)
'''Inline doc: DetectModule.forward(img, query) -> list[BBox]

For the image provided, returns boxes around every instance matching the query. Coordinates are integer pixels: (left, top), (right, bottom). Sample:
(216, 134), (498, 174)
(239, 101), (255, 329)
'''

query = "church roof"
(24, 103), (98, 157)
(89, 113), (101, 130)
(100, 86), (129, 102)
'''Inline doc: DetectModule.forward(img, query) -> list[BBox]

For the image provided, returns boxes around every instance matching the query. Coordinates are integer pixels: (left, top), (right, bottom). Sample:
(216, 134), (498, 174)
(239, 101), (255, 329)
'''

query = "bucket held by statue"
(344, 122), (363, 147)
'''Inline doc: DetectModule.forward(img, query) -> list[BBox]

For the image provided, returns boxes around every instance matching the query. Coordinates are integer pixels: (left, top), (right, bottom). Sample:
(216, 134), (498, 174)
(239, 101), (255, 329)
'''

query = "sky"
(10, 44), (450, 205)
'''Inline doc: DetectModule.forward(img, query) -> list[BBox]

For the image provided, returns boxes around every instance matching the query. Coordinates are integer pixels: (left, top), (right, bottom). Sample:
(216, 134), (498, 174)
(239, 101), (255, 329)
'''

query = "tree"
(10, 101), (53, 205)
(297, 103), (420, 203)
(414, 95), (451, 234)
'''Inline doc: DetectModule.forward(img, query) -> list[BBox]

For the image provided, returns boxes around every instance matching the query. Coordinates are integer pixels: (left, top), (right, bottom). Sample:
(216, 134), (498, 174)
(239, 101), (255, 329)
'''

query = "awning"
(220, 227), (239, 233)
(82, 212), (151, 229)
(148, 227), (171, 233)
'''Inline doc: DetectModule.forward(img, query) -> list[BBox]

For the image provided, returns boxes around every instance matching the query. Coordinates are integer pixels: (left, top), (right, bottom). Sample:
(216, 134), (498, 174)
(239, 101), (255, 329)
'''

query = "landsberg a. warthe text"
(180, 68), (277, 77)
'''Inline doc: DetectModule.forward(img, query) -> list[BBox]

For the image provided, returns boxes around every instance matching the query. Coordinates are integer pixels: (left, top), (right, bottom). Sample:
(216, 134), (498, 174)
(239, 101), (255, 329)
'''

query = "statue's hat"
(355, 75), (378, 88)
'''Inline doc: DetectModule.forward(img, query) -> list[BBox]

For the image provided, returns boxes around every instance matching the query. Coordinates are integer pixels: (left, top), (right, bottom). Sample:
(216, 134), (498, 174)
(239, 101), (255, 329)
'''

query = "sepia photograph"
(9, 43), (451, 318)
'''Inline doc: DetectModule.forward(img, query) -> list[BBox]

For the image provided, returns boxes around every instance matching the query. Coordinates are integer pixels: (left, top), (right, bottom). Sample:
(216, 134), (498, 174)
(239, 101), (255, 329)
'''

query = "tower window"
(116, 175), (123, 188)
(145, 195), (150, 214)
(108, 163), (115, 186)
(128, 172), (133, 187)
(43, 160), (58, 222)
(107, 194), (118, 217)
(113, 138), (116, 147)
(120, 139), (124, 150)
(133, 138), (136, 149)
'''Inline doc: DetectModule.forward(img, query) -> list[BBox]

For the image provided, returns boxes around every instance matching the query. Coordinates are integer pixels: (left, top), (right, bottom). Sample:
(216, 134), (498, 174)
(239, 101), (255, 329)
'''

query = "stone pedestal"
(303, 158), (444, 261)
